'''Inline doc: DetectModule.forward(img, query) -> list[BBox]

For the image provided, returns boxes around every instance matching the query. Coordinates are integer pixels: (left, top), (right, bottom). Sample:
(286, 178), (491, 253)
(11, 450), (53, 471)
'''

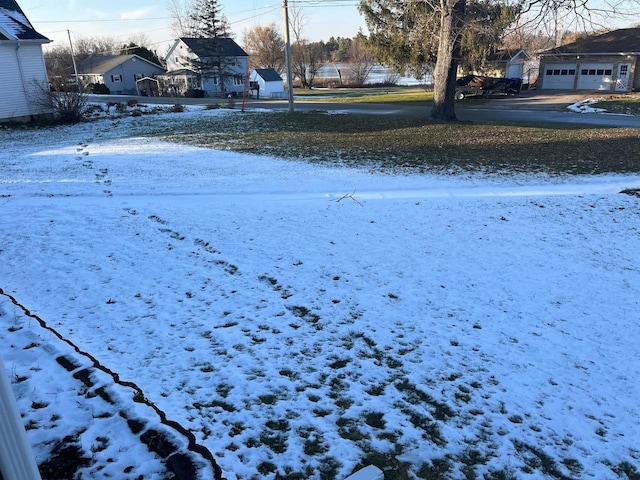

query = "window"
(547, 69), (574, 76)
(604, 69), (612, 76)
(187, 77), (199, 89)
(111, 75), (122, 82)
(134, 74), (144, 81)
(233, 76), (243, 86)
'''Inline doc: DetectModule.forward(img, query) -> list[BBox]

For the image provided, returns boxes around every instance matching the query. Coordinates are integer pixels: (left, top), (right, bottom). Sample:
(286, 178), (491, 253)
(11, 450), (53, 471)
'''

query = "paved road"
(246, 96), (640, 128)
(92, 91), (640, 128)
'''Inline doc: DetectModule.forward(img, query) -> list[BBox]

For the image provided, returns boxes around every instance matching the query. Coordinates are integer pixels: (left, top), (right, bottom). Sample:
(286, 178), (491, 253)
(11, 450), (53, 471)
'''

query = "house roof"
(0, 0), (49, 42)
(489, 49), (531, 63)
(180, 37), (248, 58)
(158, 68), (197, 77)
(540, 28), (640, 56)
(76, 54), (164, 74)
(254, 68), (283, 82)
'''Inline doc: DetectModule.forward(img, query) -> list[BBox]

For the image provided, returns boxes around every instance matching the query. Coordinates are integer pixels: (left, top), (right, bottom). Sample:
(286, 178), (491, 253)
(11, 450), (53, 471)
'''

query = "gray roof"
(541, 28), (640, 55)
(489, 49), (530, 62)
(254, 68), (283, 82)
(76, 54), (164, 74)
(0, 0), (49, 42)
(180, 37), (248, 58)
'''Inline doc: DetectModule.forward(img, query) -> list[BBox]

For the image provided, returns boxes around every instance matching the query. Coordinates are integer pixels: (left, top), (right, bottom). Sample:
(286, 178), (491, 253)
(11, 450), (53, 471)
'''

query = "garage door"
(576, 63), (614, 90)
(542, 63), (576, 89)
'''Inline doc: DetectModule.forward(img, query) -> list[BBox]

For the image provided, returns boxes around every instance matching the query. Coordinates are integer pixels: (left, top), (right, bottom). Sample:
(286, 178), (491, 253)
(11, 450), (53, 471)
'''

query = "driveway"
(454, 89), (640, 127)
(468, 89), (597, 111)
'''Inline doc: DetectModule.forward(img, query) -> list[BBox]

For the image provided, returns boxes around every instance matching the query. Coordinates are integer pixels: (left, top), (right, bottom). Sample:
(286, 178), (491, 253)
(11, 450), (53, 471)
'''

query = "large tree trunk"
(430, 0), (466, 121)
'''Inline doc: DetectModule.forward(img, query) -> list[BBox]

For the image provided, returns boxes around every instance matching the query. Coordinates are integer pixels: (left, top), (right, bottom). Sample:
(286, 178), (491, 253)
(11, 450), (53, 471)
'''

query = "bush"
(31, 80), (87, 123)
(90, 83), (110, 95)
(185, 89), (205, 98)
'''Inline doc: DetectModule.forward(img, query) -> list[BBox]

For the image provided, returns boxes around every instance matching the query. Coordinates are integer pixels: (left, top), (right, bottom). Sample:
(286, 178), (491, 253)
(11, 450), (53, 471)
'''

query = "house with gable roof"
(539, 28), (640, 91)
(75, 54), (165, 95)
(160, 37), (249, 97)
(0, 0), (52, 122)
(486, 49), (536, 84)
(249, 68), (285, 98)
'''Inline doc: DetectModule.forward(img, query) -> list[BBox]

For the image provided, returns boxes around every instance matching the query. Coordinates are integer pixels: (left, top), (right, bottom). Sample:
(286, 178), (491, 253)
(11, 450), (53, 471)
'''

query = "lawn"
(150, 111), (640, 175)
(1, 105), (640, 480)
(293, 87), (434, 105)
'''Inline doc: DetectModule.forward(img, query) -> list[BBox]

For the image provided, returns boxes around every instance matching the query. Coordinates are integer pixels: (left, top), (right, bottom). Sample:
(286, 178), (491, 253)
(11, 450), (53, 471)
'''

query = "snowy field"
(2, 107), (640, 480)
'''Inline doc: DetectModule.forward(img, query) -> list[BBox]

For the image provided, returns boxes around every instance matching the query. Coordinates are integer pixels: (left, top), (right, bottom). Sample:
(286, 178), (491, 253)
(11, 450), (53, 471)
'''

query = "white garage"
(576, 63), (614, 90)
(541, 63), (576, 89)
(538, 28), (640, 92)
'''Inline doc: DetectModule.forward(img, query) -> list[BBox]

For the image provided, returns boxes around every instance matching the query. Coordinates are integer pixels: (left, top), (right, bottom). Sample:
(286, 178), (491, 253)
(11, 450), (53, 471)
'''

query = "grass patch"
(158, 111), (640, 175)
(294, 86), (433, 105)
(592, 92), (640, 116)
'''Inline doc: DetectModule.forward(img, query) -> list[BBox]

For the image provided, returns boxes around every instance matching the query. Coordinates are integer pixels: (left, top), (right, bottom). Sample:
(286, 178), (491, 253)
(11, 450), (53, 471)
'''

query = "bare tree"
(242, 23), (286, 74)
(289, 6), (306, 44)
(74, 36), (120, 56)
(347, 34), (375, 86)
(168, 0), (197, 37)
(291, 41), (324, 88)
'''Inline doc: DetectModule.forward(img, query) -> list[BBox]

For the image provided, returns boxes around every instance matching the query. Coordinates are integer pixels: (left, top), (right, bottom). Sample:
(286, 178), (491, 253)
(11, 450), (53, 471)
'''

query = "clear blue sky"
(18, 0), (367, 54)
(18, 0), (639, 55)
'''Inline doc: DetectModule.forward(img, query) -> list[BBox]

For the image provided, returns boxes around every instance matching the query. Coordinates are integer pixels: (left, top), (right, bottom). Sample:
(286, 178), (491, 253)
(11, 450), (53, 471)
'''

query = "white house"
(75, 54), (165, 95)
(250, 68), (285, 98)
(0, 0), (52, 122)
(161, 37), (249, 97)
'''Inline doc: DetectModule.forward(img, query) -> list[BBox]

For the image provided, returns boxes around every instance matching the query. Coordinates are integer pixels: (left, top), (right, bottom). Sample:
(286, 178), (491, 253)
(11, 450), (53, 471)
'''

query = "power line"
(31, 17), (174, 24)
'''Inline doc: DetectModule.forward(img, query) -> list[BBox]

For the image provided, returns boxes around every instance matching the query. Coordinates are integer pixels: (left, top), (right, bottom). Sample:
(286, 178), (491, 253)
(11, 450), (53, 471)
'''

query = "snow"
(1, 107), (640, 479)
(0, 7), (29, 38)
(567, 99), (608, 114)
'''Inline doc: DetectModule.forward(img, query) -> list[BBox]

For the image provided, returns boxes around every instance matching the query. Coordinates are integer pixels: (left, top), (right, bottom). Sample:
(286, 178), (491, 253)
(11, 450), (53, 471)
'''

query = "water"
(315, 63), (433, 86)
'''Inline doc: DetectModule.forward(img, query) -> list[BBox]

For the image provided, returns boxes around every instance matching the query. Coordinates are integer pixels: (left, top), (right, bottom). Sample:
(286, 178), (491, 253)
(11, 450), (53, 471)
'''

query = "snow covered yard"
(1, 108), (640, 480)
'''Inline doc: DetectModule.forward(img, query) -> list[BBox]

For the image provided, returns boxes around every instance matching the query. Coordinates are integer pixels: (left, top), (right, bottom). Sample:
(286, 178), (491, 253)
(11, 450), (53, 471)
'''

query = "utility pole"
(281, 0), (295, 112)
(67, 30), (80, 90)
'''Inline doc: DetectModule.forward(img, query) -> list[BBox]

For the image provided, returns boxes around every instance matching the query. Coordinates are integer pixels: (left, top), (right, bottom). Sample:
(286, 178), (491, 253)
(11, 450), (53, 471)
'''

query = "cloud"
(120, 7), (156, 20)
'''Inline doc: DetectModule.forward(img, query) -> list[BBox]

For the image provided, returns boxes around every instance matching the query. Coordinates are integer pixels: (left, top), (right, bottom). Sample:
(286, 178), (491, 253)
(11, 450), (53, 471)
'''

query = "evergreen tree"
(179, 0), (238, 97)
(120, 43), (163, 66)
(189, 0), (231, 38)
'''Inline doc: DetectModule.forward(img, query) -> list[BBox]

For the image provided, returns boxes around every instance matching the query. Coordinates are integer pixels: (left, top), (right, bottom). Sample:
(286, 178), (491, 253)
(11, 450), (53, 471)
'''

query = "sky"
(17, 0), (368, 54)
(2, 102), (640, 479)
(15, 0), (640, 58)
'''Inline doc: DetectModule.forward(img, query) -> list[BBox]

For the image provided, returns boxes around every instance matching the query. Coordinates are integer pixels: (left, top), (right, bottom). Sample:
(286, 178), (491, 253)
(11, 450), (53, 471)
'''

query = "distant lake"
(315, 64), (433, 86)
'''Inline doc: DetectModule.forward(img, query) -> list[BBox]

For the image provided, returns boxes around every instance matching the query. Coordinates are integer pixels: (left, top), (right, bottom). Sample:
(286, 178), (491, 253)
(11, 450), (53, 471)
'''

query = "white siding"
(0, 43), (50, 121)
(0, 44), (30, 120)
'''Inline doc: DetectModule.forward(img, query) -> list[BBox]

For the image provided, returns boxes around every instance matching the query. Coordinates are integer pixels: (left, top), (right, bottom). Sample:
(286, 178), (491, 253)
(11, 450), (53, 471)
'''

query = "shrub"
(91, 83), (110, 95)
(31, 80), (87, 123)
(186, 89), (205, 98)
